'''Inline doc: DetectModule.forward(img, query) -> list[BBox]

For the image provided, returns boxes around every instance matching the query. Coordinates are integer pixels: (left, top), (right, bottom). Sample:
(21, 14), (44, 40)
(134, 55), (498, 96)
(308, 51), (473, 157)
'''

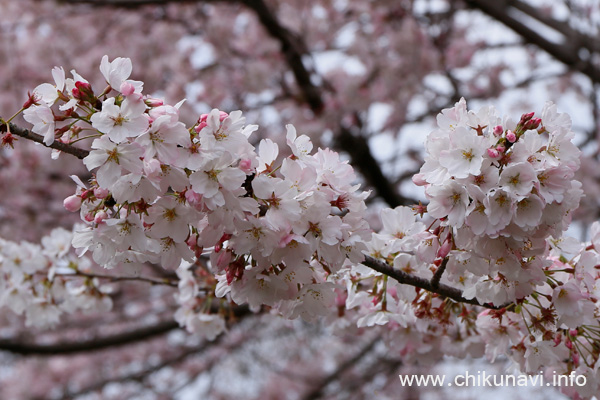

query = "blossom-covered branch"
(360, 256), (496, 309)
(4, 56), (600, 399)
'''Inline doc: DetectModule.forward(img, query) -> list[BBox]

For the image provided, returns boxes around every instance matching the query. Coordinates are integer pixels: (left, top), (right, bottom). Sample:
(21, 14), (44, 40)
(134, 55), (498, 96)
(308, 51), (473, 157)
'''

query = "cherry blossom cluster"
(10, 57), (600, 399)
(413, 98), (583, 306)
(0, 227), (111, 327)
(339, 99), (600, 398)
(17, 56), (371, 336)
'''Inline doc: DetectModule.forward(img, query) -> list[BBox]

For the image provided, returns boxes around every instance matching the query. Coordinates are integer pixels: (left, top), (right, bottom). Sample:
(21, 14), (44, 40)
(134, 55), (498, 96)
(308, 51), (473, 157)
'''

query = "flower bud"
(119, 81), (135, 96)
(524, 117), (542, 130)
(493, 125), (503, 136)
(94, 210), (108, 224)
(569, 329), (578, 337)
(72, 81), (95, 103)
(412, 173), (428, 186)
(487, 148), (500, 158)
(520, 112), (535, 123)
(145, 97), (164, 107)
(63, 195), (82, 212)
(94, 187), (109, 199)
(506, 130), (517, 143)
(239, 158), (253, 173)
(437, 237), (452, 259)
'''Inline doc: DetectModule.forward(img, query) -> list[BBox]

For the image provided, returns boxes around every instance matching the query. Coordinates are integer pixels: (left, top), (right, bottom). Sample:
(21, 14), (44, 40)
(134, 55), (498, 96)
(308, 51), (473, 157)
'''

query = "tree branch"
(465, 0), (600, 84)
(1, 122), (90, 159)
(0, 319), (178, 355)
(361, 255), (505, 310)
(301, 337), (379, 400)
(0, 305), (251, 355)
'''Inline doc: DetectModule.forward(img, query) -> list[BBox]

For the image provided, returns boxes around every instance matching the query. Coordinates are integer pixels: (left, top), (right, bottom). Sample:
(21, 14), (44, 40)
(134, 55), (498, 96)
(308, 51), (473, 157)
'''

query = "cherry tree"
(2, 1), (600, 399)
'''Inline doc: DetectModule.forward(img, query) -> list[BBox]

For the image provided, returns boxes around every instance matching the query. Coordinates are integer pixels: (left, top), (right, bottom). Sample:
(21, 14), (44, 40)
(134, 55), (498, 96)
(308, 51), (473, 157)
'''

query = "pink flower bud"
(94, 210), (108, 224)
(506, 130), (516, 143)
(239, 158), (253, 173)
(493, 125), (503, 136)
(63, 195), (82, 212)
(219, 111), (229, 121)
(569, 329), (578, 336)
(437, 238), (452, 259)
(565, 338), (573, 350)
(94, 187), (109, 199)
(145, 97), (164, 107)
(553, 333), (562, 347)
(496, 145), (505, 153)
(84, 212), (95, 222)
(119, 81), (135, 96)
(487, 148), (499, 158)
(194, 121), (207, 133)
(412, 173), (427, 186)
(524, 117), (542, 130)
(520, 112), (535, 123)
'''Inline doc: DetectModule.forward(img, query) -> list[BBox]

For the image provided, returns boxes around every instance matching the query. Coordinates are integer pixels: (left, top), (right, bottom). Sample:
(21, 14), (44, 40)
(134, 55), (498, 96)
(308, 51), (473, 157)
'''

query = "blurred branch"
(0, 319), (179, 355)
(59, 0), (222, 5)
(58, 0), (410, 208)
(337, 126), (416, 206)
(301, 337), (379, 400)
(0, 305), (251, 355)
(1, 123), (90, 159)
(60, 335), (224, 399)
(466, 0), (600, 83)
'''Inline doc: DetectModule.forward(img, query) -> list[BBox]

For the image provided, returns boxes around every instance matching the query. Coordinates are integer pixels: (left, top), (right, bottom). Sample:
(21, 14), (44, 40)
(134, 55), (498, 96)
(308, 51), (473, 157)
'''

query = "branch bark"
(362, 255), (506, 310)
(0, 319), (178, 355)
(1, 122), (90, 159)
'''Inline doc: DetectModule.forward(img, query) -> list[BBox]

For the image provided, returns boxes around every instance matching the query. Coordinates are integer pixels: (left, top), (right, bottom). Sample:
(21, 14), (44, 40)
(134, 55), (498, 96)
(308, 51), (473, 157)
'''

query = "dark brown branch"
(0, 305), (251, 355)
(0, 320), (178, 355)
(466, 0), (600, 84)
(362, 255), (505, 310)
(240, 0), (324, 113)
(430, 257), (448, 289)
(337, 126), (415, 206)
(1, 122), (90, 159)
